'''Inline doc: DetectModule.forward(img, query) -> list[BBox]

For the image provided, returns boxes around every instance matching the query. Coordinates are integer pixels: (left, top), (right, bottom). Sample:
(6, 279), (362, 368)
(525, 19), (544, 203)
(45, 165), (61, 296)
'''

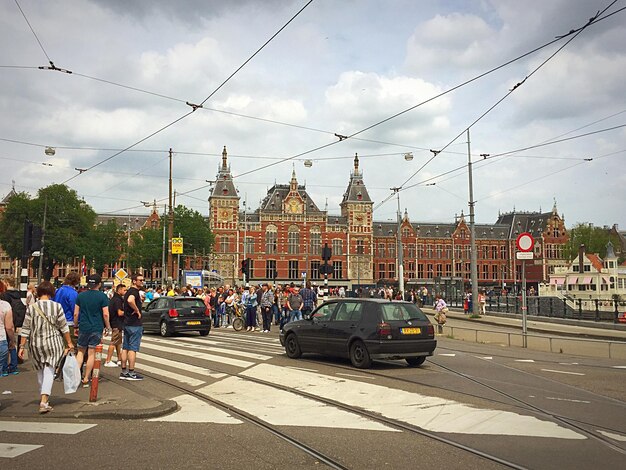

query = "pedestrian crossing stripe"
(148, 395), (241, 424)
(140, 342), (254, 368)
(141, 336), (273, 360)
(241, 364), (586, 439)
(139, 352), (226, 380)
(0, 443), (42, 458)
(0, 421), (96, 434)
(197, 377), (397, 432)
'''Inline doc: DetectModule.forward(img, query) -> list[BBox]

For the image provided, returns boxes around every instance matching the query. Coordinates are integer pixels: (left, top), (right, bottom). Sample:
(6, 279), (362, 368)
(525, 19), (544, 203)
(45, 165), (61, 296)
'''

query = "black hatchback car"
(279, 298), (436, 368)
(142, 296), (211, 337)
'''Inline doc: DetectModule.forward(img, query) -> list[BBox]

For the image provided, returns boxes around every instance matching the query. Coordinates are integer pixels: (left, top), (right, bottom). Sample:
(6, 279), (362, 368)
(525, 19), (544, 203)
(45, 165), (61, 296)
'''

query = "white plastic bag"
(62, 351), (81, 394)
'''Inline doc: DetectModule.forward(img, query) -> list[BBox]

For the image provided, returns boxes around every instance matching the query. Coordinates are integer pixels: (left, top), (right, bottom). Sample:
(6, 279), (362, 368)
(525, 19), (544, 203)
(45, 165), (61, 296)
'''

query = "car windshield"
(174, 299), (205, 309)
(380, 303), (427, 321)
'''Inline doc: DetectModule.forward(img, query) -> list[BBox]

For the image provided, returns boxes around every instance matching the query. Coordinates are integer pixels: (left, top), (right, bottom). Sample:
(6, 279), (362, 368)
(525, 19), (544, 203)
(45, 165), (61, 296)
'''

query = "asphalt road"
(1, 329), (625, 469)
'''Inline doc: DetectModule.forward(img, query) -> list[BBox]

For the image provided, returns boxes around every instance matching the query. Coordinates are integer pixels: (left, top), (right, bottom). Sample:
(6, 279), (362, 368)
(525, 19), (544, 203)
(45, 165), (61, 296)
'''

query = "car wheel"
(160, 321), (172, 337)
(285, 333), (302, 359)
(199, 329), (210, 336)
(349, 340), (371, 369)
(406, 356), (426, 367)
(232, 317), (244, 331)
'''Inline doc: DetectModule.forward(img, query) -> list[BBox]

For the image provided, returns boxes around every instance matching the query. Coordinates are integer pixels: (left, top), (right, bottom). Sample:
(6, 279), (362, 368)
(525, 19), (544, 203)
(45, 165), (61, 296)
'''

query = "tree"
(0, 191), (34, 260)
(172, 205), (214, 256)
(564, 223), (621, 260)
(127, 225), (164, 278)
(0, 184), (97, 280)
(86, 220), (124, 275)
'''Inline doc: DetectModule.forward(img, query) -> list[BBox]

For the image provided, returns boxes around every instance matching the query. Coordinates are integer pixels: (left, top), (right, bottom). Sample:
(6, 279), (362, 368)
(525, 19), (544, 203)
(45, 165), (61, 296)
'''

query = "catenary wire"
(59, 1), (313, 184)
(14, 0), (52, 64)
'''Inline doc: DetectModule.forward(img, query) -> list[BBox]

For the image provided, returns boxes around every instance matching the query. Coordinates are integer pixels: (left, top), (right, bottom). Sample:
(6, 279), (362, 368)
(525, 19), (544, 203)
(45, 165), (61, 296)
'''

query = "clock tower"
(209, 146), (240, 284)
(341, 154), (374, 286)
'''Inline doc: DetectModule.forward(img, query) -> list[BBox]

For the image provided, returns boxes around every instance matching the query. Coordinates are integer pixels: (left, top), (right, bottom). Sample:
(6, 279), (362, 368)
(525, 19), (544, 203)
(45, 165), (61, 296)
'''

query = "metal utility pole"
(161, 204), (167, 286)
(37, 197), (48, 285)
(391, 187), (404, 297)
(167, 148), (174, 285)
(242, 195), (247, 285)
(467, 129), (479, 315)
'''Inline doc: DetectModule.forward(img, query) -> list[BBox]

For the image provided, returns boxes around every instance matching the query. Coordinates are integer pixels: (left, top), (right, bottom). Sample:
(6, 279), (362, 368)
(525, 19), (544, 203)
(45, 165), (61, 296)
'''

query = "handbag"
(62, 351), (81, 394)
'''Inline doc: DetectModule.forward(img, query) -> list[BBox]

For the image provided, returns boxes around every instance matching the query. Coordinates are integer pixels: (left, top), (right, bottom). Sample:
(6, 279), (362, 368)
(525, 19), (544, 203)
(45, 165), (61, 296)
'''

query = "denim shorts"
(78, 331), (102, 349)
(123, 326), (143, 352)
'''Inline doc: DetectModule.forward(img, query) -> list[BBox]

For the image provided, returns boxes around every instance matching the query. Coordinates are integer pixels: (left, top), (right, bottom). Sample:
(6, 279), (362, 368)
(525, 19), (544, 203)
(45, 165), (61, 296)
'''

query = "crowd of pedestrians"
(0, 272), (146, 414)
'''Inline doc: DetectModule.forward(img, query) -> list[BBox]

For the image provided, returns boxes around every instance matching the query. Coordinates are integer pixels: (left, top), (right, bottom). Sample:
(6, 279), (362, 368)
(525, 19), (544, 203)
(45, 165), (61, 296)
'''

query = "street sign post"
(515, 232), (535, 348)
(171, 237), (184, 255)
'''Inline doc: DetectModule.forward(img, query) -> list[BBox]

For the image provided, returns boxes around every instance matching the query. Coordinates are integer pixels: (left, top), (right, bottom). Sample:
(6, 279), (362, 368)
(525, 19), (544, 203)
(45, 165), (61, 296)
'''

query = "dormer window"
(223, 188), (229, 195)
(356, 191), (362, 201)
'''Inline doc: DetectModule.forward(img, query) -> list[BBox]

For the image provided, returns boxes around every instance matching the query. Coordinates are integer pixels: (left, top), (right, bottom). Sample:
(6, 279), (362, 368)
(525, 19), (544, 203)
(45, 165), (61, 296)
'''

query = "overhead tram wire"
(4, 5), (622, 173)
(395, 1), (618, 193)
(14, 0), (52, 64)
(57, 1), (312, 186)
(224, 3), (625, 187)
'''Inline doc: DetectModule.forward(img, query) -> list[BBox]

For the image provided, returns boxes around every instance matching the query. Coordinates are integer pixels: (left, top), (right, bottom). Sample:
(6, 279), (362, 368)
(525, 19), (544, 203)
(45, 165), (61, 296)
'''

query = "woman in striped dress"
(18, 281), (73, 413)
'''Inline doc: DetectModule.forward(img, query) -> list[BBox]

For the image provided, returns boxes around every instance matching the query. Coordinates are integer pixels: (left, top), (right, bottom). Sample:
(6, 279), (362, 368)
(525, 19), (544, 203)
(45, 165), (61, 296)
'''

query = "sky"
(1, 0), (625, 230)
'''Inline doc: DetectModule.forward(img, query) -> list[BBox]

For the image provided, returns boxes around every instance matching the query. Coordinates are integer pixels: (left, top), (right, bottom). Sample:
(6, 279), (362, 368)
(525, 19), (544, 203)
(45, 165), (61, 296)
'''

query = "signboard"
(172, 237), (184, 254)
(516, 251), (534, 260)
(184, 270), (203, 289)
(516, 232), (535, 252)
(115, 268), (128, 281)
(113, 278), (132, 288)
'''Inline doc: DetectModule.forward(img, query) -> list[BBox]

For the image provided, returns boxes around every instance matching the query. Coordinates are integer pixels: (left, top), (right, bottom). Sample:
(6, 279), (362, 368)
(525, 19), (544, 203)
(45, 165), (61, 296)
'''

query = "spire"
(353, 153), (360, 175)
(552, 197), (558, 215)
(606, 240), (616, 259)
(222, 146), (228, 170)
(290, 164), (298, 191)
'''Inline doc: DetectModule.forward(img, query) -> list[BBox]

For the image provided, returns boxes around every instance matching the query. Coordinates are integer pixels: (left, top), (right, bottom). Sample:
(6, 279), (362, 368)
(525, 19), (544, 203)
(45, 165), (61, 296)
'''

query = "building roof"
(341, 154), (372, 205)
(258, 183), (321, 213)
(0, 188), (17, 206)
(585, 253), (604, 272)
(209, 146), (239, 201)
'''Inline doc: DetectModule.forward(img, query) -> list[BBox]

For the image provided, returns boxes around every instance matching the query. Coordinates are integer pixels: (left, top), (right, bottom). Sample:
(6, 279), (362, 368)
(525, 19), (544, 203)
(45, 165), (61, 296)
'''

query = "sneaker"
(8, 369), (18, 375)
(225, 325), (232, 329)
(119, 372), (130, 380)
(104, 361), (118, 368)
(81, 380), (90, 388)
(1, 371), (8, 377)
(117, 361), (122, 367)
(126, 371), (144, 381)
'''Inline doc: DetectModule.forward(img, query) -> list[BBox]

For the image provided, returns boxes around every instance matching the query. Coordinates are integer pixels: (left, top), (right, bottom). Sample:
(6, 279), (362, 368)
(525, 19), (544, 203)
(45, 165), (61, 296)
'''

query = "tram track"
(139, 355), (528, 469)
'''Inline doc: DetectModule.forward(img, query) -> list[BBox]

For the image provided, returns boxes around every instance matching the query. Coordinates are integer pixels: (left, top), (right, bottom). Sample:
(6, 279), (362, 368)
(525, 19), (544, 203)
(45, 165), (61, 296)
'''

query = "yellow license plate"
(401, 327), (421, 335)
(187, 321), (201, 325)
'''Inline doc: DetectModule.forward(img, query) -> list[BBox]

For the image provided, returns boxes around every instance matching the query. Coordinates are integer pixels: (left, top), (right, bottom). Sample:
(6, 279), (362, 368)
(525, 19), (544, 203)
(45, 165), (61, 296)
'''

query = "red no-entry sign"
(516, 232), (535, 252)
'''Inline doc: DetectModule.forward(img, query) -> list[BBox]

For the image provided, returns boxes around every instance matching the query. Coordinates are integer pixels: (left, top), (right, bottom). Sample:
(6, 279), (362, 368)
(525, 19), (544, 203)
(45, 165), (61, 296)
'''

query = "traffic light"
(30, 225), (43, 252)
(241, 259), (249, 277)
(320, 262), (332, 275)
(322, 243), (332, 261)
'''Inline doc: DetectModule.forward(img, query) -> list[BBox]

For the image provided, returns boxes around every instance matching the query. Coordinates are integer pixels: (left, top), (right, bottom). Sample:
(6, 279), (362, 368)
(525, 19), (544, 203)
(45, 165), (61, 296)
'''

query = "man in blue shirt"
(53, 272), (80, 338)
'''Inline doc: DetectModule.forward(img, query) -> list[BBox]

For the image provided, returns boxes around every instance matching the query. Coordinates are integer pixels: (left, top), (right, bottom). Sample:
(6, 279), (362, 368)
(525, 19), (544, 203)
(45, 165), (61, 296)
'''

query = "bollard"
(89, 343), (103, 402)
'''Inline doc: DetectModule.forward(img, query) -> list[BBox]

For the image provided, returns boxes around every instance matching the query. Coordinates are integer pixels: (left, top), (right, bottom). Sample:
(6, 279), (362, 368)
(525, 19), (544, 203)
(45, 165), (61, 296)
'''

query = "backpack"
(3, 291), (27, 328)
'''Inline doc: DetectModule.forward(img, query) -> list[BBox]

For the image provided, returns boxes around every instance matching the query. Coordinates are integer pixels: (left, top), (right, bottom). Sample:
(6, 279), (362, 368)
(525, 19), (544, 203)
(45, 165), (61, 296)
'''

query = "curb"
(0, 399), (178, 420)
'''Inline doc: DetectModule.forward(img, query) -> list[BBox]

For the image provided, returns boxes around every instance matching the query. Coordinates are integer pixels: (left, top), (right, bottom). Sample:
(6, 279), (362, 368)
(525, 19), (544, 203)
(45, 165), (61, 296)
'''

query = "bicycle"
(231, 303), (247, 331)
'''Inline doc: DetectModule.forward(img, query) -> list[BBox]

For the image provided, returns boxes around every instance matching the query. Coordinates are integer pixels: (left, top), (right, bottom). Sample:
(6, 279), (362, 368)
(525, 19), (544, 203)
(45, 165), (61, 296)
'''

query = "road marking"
(197, 377), (397, 432)
(142, 337), (273, 360)
(137, 362), (206, 387)
(149, 394), (241, 424)
(211, 330), (281, 343)
(0, 421), (96, 434)
(166, 335), (283, 354)
(559, 362), (579, 365)
(612, 366), (626, 369)
(140, 343), (254, 368)
(0, 443), (42, 458)
(477, 356), (493, 360)
(540, 369), (585, 376)
(285, 366), (319, 372)
(336, 373), (375, 379)
(243, 364), (585, 439)
(515, 359), (535, 363)
(139, 352), (226, 379)
(438, 353), (456, 357)
(545, 397), (591, 404)
(597, 430), (626, 442)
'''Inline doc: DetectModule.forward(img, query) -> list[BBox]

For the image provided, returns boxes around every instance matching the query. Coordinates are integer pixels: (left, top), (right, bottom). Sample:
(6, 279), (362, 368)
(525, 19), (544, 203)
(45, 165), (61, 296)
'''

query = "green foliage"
(88, 220), (124, 275)
(128, 225), (164, 276)
(564, 223), (621, 260)
(0, 192), (33, 259)
(172, 205), (214, 255)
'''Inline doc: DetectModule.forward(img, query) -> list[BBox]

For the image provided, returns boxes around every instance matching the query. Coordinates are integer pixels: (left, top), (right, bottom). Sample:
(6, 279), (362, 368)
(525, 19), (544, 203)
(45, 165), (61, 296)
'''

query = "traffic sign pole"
(522, 260), (527, 348)
(515, 232), (534, 348)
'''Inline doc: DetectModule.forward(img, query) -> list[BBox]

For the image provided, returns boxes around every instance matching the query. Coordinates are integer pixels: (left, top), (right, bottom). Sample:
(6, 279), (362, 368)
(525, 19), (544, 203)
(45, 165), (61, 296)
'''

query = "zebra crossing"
(0, 422), (96, 458)
(130, 332), (587, 439)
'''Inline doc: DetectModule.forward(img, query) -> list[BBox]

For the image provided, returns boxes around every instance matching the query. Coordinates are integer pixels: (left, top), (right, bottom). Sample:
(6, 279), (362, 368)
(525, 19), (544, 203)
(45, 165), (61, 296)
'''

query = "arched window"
(265, 225), (277, 254)
(288, 225), (300, 254)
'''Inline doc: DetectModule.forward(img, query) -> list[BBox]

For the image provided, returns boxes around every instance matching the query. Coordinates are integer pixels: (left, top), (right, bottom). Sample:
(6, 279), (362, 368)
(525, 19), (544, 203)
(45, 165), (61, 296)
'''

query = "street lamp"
(391, 187), (404, 297)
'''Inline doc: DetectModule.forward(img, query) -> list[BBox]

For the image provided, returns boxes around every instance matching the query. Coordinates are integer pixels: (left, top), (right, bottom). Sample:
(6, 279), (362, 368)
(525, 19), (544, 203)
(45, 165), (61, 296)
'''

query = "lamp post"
(391, 187), (404, 297)
(36, 197), (48, 285)
(242, 195), (248, 285)
(303, 193), (308, 287)
(467, 129), (479, 315)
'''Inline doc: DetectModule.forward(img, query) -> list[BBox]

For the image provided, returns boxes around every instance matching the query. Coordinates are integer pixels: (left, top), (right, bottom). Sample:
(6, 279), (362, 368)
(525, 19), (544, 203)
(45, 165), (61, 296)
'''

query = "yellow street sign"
(115, 268), (128, 280)
(172, 237), (184, 254)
